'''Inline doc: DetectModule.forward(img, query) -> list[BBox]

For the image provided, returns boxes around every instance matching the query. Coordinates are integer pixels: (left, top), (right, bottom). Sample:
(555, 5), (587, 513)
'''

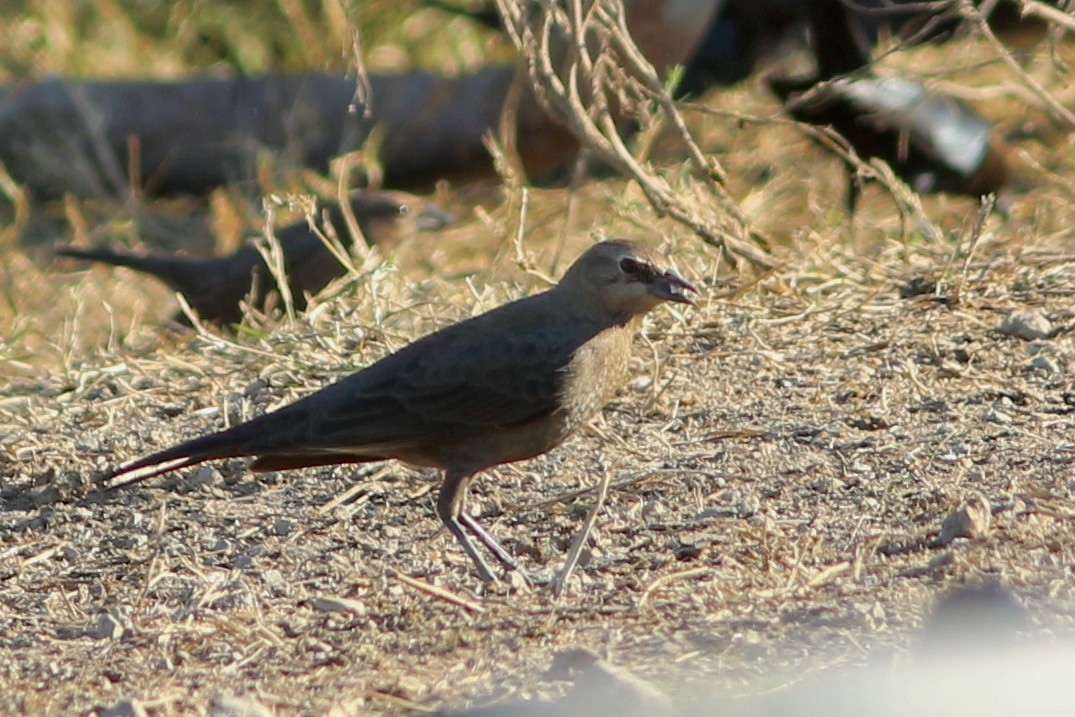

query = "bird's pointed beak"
(416, 204), (456, 232)
(649, 270), (697, 305)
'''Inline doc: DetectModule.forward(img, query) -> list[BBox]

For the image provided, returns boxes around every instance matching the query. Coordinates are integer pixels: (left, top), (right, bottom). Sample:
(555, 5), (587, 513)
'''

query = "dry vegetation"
(2, 1), (1075, 715)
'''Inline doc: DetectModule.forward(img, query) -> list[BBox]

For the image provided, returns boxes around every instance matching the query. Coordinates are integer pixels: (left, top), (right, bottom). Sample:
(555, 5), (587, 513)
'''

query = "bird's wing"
(308, 311), (597, 449)
(237, 296), (601, 456)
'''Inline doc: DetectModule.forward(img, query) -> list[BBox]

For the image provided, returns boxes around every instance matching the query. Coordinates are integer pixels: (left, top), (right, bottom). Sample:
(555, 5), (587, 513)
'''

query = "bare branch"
(494, 0), (774, 270)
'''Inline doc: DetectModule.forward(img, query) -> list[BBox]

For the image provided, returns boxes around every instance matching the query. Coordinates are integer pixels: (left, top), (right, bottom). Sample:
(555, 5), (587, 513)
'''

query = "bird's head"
(334, 190), (455, 248)
(559, 239), (697, 323)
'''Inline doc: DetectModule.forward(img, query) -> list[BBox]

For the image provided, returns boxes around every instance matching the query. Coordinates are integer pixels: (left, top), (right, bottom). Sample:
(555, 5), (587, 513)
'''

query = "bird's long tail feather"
(99, 431), (244, 491)
(56, 245), (200, 293)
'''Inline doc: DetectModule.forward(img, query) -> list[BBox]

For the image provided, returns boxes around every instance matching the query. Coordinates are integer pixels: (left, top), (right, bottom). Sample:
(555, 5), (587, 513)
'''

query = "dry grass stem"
(494, 0), (774, 269)
(552, 466), (613, 595)
(390, 571), (485, 614)
(959, 0), (1075, 126)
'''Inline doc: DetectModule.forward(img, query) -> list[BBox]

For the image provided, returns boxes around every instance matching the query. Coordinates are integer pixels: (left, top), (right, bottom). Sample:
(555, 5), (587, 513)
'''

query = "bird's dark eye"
(397, 204), (411, 216)
(620, 257), (640, 275)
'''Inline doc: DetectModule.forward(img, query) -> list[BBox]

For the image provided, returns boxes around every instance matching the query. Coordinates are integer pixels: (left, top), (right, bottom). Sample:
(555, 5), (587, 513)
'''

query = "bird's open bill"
(651, 270), (697, 305)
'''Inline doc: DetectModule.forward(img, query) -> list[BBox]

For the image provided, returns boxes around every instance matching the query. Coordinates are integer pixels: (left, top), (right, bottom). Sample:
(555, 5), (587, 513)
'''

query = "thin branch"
(494, 0), (774, 270)
(959, 0), (1075, 127)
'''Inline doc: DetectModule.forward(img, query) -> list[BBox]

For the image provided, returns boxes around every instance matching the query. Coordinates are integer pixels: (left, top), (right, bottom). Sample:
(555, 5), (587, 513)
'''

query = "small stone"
(243, 379), (269, 399)
(997, 310), (1051, 341)
(984, 409), (1013, 424)
(310, 596), (367, 616)
(92, 613), (125, 640)
(188, 466), (216, 487)
(735, 494), (761, 518)
(1029, 355), (1059, 373)
(97, 699), (148, 717)
(674, 542), (704, 561)
(1025, 339), (1053, 356)
(272, 518), (292, 536)
(30, 486), (62, 507)
(210, 695), (273, 717)
(14, 446), (38, 461)
(939, 497), (991, 544)
(262, 569), (288, 593)
(202, 538), (229, 553)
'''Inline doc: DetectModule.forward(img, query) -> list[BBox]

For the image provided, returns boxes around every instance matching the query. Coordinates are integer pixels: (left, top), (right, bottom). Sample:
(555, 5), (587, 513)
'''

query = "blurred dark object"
(918, 581), (1029, 654)
(676, 0), (811, 94)
(615, 0), (1060, 93)
(848, 0), (1058, 49)
(0, 70), (577, 199)
(0, 0), (720, 200)
(55, 190), (453, 326)
(429, 0), (813, 94)
(425, 0), (501, 30)
(768, 0), (1011, 212)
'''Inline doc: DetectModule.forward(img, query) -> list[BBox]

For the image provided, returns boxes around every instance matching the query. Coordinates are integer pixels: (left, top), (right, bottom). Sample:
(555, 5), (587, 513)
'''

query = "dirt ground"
(3, 19), (1075, 717)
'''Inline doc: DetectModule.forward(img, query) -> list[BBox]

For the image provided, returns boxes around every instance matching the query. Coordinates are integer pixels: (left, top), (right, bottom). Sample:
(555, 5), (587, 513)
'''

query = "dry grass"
(3, 2), (1075, 715)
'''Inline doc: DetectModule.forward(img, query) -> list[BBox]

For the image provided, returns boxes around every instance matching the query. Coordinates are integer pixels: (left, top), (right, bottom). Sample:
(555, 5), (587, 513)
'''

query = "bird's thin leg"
(458, 513), (520, 571)
(438, 471), (498, 582)
(459, 513), (547, 586)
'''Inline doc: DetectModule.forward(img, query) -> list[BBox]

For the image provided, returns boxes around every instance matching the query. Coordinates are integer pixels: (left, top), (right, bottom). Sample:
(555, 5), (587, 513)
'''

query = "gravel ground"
(3, 220), (1075, 714)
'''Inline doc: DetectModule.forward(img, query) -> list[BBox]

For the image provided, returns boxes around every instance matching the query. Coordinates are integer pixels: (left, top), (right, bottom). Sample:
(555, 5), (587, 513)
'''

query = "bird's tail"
(56, 245), (202, 295)
(99, 429), (247, 492)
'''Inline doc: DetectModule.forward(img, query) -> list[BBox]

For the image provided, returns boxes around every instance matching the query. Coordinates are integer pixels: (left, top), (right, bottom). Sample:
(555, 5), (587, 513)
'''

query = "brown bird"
(767, 0), (1011, 213)
(56, 190), (454, 325)
(99, 240), (696, 581)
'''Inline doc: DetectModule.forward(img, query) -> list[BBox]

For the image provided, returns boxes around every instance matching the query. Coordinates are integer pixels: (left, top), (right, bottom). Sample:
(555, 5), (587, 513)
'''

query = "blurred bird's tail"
(56, 245), (203, 295)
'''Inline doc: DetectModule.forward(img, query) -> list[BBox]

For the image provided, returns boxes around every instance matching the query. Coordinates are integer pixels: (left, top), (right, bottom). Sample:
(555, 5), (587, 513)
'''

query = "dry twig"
(494, 0), (774, 269)
(552, 466), (613, 595)
(389, 571), (485, 613)
(958, 0), (1075, 127)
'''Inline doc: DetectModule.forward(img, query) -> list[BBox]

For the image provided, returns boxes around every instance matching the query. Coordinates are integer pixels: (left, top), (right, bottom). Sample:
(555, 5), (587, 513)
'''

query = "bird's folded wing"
(294, 315), (599, 451)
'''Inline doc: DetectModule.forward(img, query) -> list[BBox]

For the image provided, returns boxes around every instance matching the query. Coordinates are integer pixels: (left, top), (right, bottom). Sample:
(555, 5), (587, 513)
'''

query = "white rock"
(997, 311), (1051, 341)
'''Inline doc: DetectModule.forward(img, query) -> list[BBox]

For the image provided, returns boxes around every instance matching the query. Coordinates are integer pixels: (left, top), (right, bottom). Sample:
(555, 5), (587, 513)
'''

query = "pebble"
(209, 695), (273, 717)
(92, 613), (125, 640)
(98, 699), (148, 717)
(939, 497), (991, 544)
(310, 596), (368, 616)
(984, 408), (1013, 424)
(1029, 355), (1059, 373)
(997, 310), (1051, 341)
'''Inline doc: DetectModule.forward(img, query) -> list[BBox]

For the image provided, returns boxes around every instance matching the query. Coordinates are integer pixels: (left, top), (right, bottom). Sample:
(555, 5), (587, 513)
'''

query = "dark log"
(0, 0), (722, 200)
(0, 68), (578, 199)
